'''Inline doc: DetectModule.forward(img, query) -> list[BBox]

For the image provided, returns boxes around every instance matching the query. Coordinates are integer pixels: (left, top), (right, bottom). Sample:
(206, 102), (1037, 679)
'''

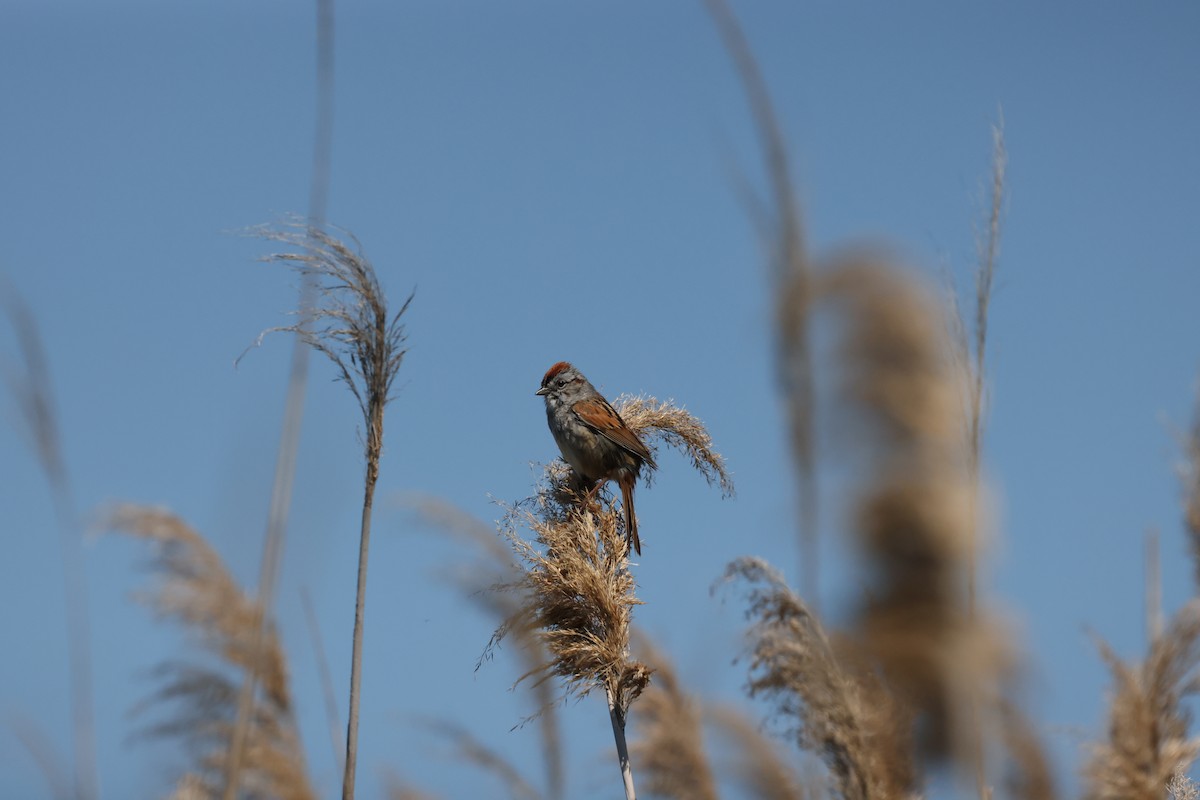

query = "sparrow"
(536, 361), (656, 555)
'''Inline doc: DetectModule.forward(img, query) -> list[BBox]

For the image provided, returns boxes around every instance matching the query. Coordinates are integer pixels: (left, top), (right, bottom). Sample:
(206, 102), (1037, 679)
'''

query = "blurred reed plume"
(629, 636), (719, 800)
(1083, 601), (1200, 800)
(488, 395), (731, 799)
(2, 282), (98, 800)
(718, 557), (914, 800)
(107, 504), (314, 800)
(254, 219), (411, 800)
(821, 256), (1011, 772)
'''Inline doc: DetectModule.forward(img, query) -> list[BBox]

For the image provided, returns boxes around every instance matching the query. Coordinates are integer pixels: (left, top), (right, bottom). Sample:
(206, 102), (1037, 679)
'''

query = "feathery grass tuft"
(1083, 601), (1200, 800)
(252, 221), (411, 447)
(717, 557), (915, 800)
(614, 396), (736, 498)
(108, 504), (314, 800)
(1170, 774), (1200, 800)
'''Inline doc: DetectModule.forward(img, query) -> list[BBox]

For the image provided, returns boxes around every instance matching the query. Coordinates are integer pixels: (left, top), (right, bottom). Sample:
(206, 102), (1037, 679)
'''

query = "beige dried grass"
(717, 557), (914, 800)
(1083, 601), (1200, 800)
(1170, 774), (1200, 800)
(108, 504), (314, 800)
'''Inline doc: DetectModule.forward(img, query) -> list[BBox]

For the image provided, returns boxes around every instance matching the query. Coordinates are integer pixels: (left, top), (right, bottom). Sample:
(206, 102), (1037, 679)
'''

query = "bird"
(536, 361), (656, 555)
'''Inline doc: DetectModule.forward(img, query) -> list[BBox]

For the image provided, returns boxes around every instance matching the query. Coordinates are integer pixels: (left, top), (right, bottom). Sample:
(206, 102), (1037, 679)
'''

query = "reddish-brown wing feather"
(572, 396), (657, 468)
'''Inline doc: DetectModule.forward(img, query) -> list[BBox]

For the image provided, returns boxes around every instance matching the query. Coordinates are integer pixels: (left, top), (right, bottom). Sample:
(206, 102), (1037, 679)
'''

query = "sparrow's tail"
(620, 479), (641, 556)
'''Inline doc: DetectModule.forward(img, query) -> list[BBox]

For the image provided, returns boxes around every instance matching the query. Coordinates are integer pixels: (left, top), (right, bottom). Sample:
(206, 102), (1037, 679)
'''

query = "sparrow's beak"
(535, 387), (550, 396)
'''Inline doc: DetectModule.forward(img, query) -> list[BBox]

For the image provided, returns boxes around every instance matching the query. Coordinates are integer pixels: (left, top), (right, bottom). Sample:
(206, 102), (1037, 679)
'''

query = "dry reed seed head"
(106, 504), (314, 800)
(856, 469), (977, 575)
(107, 505), (293, 712)
(1170, 774), (1200, 800)
(612, 395), (735, 497)
(819, 256), (964, 455)
(818, 256), (1012, 771)
(1084, 601), (1200, 800)
(255, 219), (410, 458)
(494, 496), (649, 716)
(717, 557), (913, 800)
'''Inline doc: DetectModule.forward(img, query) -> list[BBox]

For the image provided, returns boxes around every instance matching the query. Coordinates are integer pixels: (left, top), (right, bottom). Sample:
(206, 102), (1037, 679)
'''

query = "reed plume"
(488, 395), (730, 800)
(1082, 601), (1200, 800)
(821, 255), (1011, 772)
(254, 220), (410, 800)
(718, 557), (913, 800)
(108, 504), (314, 800)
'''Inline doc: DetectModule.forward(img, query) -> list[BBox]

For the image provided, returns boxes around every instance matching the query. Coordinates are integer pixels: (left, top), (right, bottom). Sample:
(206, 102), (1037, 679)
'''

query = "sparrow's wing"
(572, 396), (657, 469)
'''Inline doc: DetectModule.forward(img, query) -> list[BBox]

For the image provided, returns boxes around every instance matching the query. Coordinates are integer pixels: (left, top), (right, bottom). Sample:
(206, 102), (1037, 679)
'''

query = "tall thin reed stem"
(223, 0), (335, 795)
(607, 685), (637, 800)
(342, 442), (381, 800)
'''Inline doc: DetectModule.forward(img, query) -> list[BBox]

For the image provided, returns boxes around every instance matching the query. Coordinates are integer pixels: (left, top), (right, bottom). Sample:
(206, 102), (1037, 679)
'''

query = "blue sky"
(2, 2), (1199, 797)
